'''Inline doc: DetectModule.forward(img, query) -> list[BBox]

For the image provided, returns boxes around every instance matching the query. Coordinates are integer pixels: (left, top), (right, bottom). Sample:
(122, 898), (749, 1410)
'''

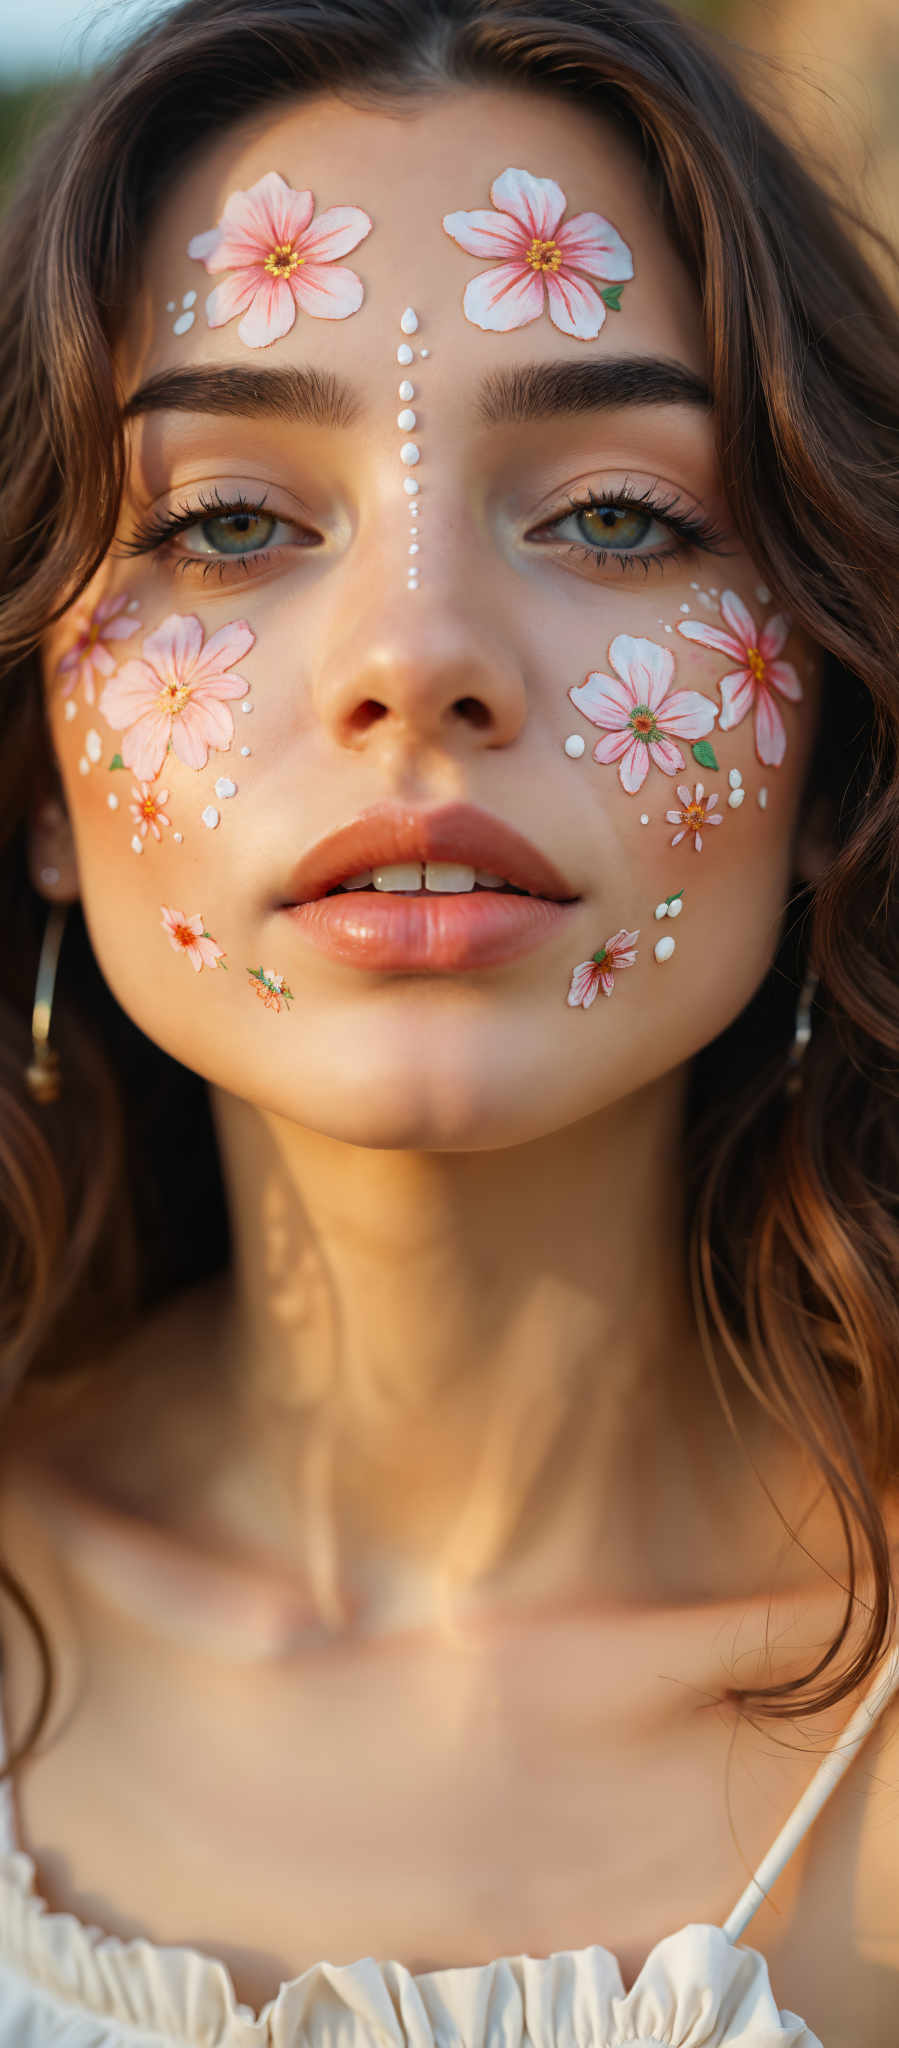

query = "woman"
(0, 0), (896, 2041)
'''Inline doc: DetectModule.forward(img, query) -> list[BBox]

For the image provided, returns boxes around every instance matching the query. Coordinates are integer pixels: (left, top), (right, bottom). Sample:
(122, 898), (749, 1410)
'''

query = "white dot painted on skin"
(728, 788), (745, 809)
(173, 831), (183, 843)
(201, 806), (220, 829)
(165, 300), (175, 312)
(690, 582), (700, 591)
(78, 756), (90, 775)
(679, 603), (690, 614)
(107, 793), (118, 810)
(130, 835), (143, 855)
(654, 935), (676, 963)
(640, 814), (650, 825)
(40, 865), (60, 886)
(758, 787), (769, 809)
(419, 347), (430, 358)
(400, 443), (420, 466)
(397, 343), (414, 364)
(403, 478), (419, 495)
(728, 768), (743, 788)
(85, 728), (102, 762)
(397, 409), (416, 430)
(64, 700), (77, 721)
(408, 543), (419, 555)
(400, 308), (419, 333)
(173, 310), (195, 335)
(214, 777), (237, 799)
(664, 625), (673, 634)
(398, 379), (415, 400)
(709, 587), (718, 595)
(756, 584), (771, 604)
(241, 700), (254, 712)
(240, 745), (251, 757)
(127, 598), (140, 611)
(182, 290), (197, 308)
(563, 735), (585, 758)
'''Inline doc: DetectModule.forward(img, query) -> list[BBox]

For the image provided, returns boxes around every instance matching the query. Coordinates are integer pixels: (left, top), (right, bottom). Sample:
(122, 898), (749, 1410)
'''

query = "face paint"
(563, 735), (585, 758)
(727, 767), (745, 809)
(677, 590), (803, 768)
(129, 781), (171, 841)
(57, 594), (141, 703)
(395, 312), (425, 589)
(568, 635), (718, 795)
(654, 890), (684, 920)
(653, 934), (676, 963)
(248, 966), (294, 1012)
(160, 905), (226, 972)
(172, 290), (197, 335)
(566, 928), (640, 1008)
(187, 171), (372, 349)
(443, 167), (633, 340)
(98, 613), (254, 782)
(666, 782), (724, 851)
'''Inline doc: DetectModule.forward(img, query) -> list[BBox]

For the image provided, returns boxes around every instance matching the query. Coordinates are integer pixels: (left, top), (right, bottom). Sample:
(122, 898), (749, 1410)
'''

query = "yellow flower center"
(140, 795), (159, 820)
(684, 800), (706, 830)
(264, 241), (303, 278)
(525, 236), (562, 273)
(747, 646), (766, 683)
(158, 680), (190, 715)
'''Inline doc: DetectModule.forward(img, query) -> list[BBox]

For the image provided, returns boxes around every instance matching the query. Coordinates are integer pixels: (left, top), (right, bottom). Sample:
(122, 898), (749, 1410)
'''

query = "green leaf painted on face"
(109, 753), (125, 770)
(600, 285), (624, 311)
(692, 739), (719, 770)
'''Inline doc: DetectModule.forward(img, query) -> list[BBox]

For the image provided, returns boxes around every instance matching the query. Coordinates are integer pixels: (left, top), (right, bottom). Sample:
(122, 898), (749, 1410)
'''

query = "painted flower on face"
(567, 927), (640, 1008)
(98, 615), (254, 783)
(58, 595), (140, 704)
(187, 172), (372, 347)
(160, 906), (226, 973)
(569, 636), (718, 795)
(666, 782), (723, 851)
(443, 167), (633, 340)
(248, 965), (294, 1012)
(129, 782), (171, 841)
(678, 592), (802, 767)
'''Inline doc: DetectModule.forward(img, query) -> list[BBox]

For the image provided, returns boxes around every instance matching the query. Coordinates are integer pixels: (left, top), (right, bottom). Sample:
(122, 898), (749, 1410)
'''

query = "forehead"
(126, 84), (706, 391)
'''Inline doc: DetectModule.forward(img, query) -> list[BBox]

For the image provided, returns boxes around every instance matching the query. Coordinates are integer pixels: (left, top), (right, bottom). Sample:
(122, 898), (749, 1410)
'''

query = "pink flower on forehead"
(567, 928), (640, 1008)
(57, 595), (140, 704)
(98, 614), (253, 783)
(569, 635), (718, 795)
(187, 171), (372, 348)
(678, 590), (802, 767)
(443, 167), (633, 339)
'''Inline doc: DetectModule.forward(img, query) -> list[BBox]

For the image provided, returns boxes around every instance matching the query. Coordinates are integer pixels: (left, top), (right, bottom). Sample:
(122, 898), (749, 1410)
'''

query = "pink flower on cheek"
(569, 635), (718, 795)
(57, 595), (140, 703)
(98, 614), (254, 783)
(678, 590), (802, 767)
(160, 906), (225, 973)
(443, 166), (633, 340)
(188, 171), (372, 348)
(567, 927), (640, 1007)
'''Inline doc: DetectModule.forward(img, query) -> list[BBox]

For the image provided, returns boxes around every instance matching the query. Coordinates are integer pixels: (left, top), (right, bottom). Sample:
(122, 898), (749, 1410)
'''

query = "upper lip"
(283, 804), (580, 903)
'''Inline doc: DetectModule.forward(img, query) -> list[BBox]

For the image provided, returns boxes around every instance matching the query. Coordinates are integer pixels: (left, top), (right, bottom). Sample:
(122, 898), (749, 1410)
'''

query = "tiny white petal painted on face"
(679, 603), (690, 614)
(214, 777), (237, 799)
(728, 768), (743, 788)
(654, 902), (669, 921)
(400, 443), (420, 465)
(130, 835), (143, 855)
(403, 477), (419, 495)
(241, 700), (254, 713)
(400, 308), (419, 333)
(182, 290), (197, 308)
(728, 788), (746, 808)
(78, 756), (90, 776)
(64, 700), (77, 722)
(202, 806), (220, 829)
(667, 897), (683, 918)
(173, 310), (195, 335)
(85, 728), (103, 763)
(397, 343), (414, 364)
(756, 584), (771, 604)
(398, 380), (415, 400)
(397, 409), (416, 430)
(173, 831), (183, 843)
(758, 786), (769, 809)
(107, 793), (118, 810)
(240, 745), (251, 756)
(563, 735), (585, 758)
(640, 813), (649, 825)
(654, 935), (676, 962)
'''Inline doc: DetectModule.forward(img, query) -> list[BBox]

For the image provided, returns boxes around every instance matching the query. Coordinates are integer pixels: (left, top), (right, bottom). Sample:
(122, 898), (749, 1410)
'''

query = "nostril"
(454, 698), (491, 730)
(346, 700), (389, 737)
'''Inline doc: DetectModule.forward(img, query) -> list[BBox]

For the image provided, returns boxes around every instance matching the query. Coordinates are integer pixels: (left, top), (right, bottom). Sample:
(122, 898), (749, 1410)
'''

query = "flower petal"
(291, 262), (364, 320)
(567, 960), (600, 1008)
(295, 205), (372, 263)
(205, 271), (261, 328)
(223, 171), (314, 253)
(754, 687), (787, 766)
(142, 613), (204, 682)
(90, 642), (117, 679)
(121, 710), (171, 783)
(462, 263), (545, 331)
(666, 810), (684, 824)
(187, 226), (221, 263)
(758, 611), (789, 660)
(766, 658), (803, 702)
(654, 688), (718, 740)
(677, 620), (744, 660)
(694, 831), (704, 851)
(490, 168), (567, 240)
(718, 670), (755, 729)
(237, 278), (297, 347)
(98, 659), (159, 727)
(569, 671), (634, 728)
(191, 620), (255, 683)
(102, 614), (140, 642)
(184, 693), (237, 748)
(720, 589), (757, 650)
(554, 210), (634, 280)
(544, 269), (607, 340)
(608, 634), (674, 711)
(676, 786), (692, 805)
(169, 707), (213, 770)
(670, 830), (686, 846)
(442, 207), (527, 261)
(647, 736), (685, 777)
(619, 737), (650, 795)
(592, 728), (634, 765)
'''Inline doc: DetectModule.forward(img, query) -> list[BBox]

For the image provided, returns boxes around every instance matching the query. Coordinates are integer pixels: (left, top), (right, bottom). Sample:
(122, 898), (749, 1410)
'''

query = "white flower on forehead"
(443, 166), (633, 339)
(188, 171), (372, 348)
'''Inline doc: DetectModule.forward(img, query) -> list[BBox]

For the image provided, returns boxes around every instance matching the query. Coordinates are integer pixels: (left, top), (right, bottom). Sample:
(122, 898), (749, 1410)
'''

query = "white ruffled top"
(0, 1644), (896, 2048)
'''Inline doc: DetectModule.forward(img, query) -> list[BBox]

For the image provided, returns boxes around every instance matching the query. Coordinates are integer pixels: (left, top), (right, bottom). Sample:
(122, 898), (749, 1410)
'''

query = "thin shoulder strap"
(721, 1640), (899, 1941)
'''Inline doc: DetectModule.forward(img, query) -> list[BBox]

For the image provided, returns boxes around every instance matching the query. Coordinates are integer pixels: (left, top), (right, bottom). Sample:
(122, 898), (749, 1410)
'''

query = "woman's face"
(41, 85), (820, 1149)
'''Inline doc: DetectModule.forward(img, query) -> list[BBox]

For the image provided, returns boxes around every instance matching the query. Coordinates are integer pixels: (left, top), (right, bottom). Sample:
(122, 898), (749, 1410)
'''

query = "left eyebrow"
(122, 354), (711, 427)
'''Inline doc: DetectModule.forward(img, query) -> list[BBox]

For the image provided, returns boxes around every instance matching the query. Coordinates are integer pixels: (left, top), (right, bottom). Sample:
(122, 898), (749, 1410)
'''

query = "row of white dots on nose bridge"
(396, 308), (425, 588)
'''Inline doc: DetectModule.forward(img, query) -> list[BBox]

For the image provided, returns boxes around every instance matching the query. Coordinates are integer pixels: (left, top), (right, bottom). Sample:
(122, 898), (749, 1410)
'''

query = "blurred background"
(0, 0), (896, 250)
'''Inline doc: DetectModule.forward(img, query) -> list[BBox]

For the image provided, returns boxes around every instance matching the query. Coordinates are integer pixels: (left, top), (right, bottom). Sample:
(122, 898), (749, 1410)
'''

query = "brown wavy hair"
(1, 0), (898, 1776)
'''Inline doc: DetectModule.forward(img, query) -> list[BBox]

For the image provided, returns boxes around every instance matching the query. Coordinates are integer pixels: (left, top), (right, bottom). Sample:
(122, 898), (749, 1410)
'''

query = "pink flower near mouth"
(567, 927), (640, 1008)
(57, 595), (140, 704)
(160, 906), (225, 973)
(98, 614), (254, 783)
(187, 171), (372, 347)
(666, 782), (723, 851)
(569, 635), (718, 795)
(678, 591), (802, 767)
(443, 166), (633, 339)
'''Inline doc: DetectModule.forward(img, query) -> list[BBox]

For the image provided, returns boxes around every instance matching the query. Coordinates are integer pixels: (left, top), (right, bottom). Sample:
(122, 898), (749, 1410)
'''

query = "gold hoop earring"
(785, 964), (819, 1098)
(25, 903), (69, 1103)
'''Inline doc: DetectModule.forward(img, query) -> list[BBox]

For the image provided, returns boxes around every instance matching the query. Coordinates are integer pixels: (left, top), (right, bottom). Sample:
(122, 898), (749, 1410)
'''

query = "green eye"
(198, 511), (278, 554)
(574, 503), (652, 550)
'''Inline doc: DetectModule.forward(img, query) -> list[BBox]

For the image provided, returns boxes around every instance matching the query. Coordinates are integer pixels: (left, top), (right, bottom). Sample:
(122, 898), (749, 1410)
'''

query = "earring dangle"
(784, 963), (819, 1098)
(24, 903), (69, 1103)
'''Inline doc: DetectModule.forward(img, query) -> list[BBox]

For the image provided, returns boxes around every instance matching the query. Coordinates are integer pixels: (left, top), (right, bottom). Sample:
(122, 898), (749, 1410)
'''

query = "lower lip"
(284, 891), (577, 970)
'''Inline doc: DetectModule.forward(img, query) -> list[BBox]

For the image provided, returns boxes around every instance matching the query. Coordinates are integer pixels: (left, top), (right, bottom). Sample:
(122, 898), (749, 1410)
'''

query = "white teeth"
(372, 862), (424, 891)
(424, 862), (476, 892)
(341, 868), (374, 889)
(339, 860), (498, 893)
(473, 870), (506, 888)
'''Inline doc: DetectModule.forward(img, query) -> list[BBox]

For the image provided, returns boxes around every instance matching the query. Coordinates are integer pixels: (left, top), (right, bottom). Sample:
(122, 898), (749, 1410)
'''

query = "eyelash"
(119, 481), (728, 583)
